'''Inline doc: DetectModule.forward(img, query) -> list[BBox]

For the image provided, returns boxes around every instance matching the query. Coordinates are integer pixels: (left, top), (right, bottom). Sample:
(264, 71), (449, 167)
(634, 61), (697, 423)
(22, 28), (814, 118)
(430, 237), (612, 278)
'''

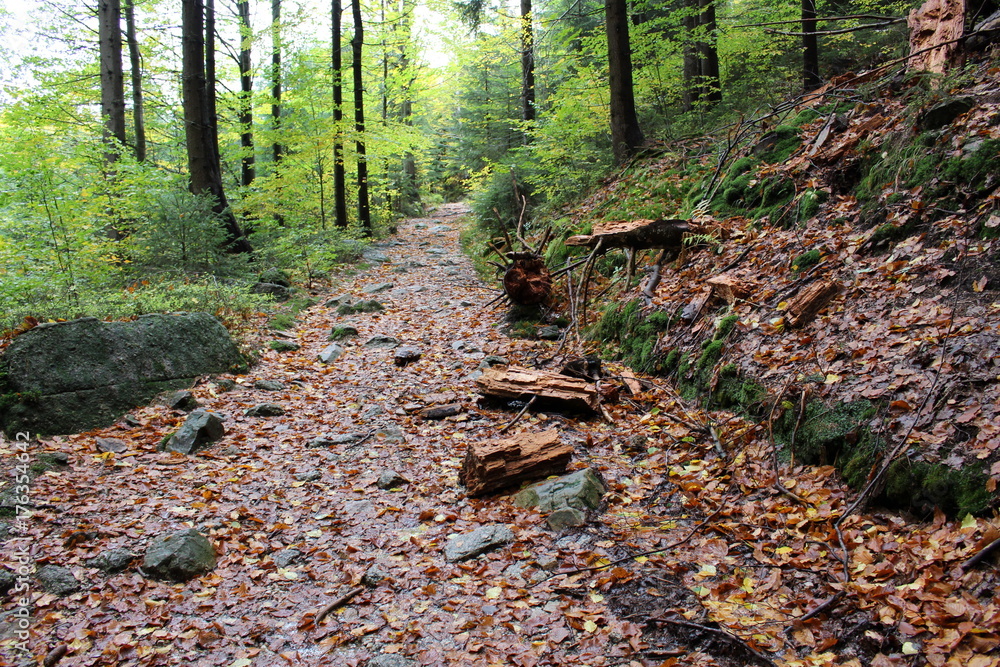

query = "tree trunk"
(605, 0), (644, 164)
(698, 0), (722, 105)
(205, 0), (222, 171)
(520, 0), (535, 129)
(237, 0), (255, 187)
(399, 0), (419, 211)
(98, 0), (127, 162)
(352, 0), (372, 234)
(681, 2), (700, 112)
(123, 0), (146, 162)
(802, 0), (821, 91)
(332, 0), (349, 227)
(271, 0), (283, 164)
(181, 0), (252, 253)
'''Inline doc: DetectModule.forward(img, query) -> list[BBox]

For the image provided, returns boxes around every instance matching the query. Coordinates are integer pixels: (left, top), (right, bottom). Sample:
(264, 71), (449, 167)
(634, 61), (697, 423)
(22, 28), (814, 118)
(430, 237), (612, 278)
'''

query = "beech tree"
(237, 0), (255, 186)
(352, 0), (371, 233)
(332, 0), (348, 227)
(123, 0), (146, 161)
(605, 0), (643, 163)
(98, 0), (127, 163)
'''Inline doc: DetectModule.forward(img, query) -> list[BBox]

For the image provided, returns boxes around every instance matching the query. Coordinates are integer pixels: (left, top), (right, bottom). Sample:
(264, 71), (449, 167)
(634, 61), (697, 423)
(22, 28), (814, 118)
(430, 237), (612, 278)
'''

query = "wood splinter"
(312, 586), (364, 626)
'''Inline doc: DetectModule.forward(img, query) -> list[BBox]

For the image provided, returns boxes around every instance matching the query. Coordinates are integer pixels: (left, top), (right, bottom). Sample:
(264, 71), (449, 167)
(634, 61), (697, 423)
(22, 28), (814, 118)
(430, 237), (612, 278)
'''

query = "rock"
(258, 268), (291, 287)
(444, 525), (514, 562)
(254, 379), (285, 391)
(338, 300), (384, 315)
(365, 335), (400, 349)
(318, 343), (345, 364)
(362, 248), (390, 263)
(214, 378), (236, 392)
(269, 340), (301, 352)
(294, 470), (322, 482)
(452, 340), (484, 354)
(0, 570), (14, 595)
(36, 565), (81, 596)
(362, 405), (384, 419)
(309, 432), (367, 447)
(393, 346), (422, 367)
(87, 548), (136, 575)
(478, 355), (509, 369)
(329, 325), (360, 341)
(368, 655), (415, 667)
(425, 248), (446, 256)
(376, 470), (408, 490)
(363, 282), (395, 294)
(246, 403), (284, 417)
(919, 96), (976, 131)
(537, 325), (562, 340)
(251, 282), (291, 301)
(161, 409), (225, 455)
(514, 468), (606, 530)
(430, 225), (449, 233)
(343, 500), (375, 517)
(375, 424), (405, 443)
(142, 528), (216, 582)
(95, 437), (128, 454)
(361, 565), (388, 587)
(624, 434), (649, 454)
(0, 314), (243, 437)
(324, 295), (353, 308)
(272, 548), (302, 568)
(164, 390), (199, 412)
(459, 300), (475, 307)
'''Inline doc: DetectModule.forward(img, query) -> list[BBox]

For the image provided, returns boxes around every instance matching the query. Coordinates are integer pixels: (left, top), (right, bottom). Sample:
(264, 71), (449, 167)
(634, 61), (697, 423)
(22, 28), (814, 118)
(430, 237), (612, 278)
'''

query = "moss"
(728, 157), (756, 179)
(797, 189), (828, 221)
(885, 459), (993, 517)
(268, 341), (300, 352)
(268, 313), (296, 331)
(712, 364), (767, 415)
(792, 249), (822, 272)
(338, 300), (384, 315)
(775, 399), (877, 468)
(791, 108), (820, 127)
(328, 325), (359, 341)
(663, 349), (680, 373)
(758, 126), (802, 164)
(868, 218), (919, 249)
(941, 138), (1000, 190)
(714, 314), (739, 340)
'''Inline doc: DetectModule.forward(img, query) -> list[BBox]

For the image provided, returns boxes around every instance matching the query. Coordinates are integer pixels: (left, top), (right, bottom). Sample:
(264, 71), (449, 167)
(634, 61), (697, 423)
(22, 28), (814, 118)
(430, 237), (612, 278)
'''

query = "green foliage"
(792, 249), (822, 272)
(596, 300), (673, 373)
(268, 313), (296, 331)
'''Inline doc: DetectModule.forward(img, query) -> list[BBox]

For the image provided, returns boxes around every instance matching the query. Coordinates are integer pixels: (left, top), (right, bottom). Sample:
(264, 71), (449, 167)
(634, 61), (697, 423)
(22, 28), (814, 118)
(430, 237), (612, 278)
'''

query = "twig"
(578, 239), (605, 327)
(792, 592), (844, 623)
(649, 614), (779, 667)
(717, 241), (757, 276)
(765, 19), (903, 37)
(728, 13), (899, 28)
(961, 536), (1000, 572)
(500, 395), (537, 433)
(312, 586), (364, 626)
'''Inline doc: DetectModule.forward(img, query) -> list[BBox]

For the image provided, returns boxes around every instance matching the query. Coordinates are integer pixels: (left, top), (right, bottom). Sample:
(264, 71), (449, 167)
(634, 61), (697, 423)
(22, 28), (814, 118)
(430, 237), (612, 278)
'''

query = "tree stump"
(460, 429), (573, 497)
(503, 254), (551, 306)
(475, 366), (599, 413)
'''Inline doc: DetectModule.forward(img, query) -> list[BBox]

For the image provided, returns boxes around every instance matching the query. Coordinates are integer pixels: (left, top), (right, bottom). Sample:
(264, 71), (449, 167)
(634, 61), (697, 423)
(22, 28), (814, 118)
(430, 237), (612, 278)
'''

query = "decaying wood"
(503, 255), (552, 306)
(620, 368), (642, 395)
(565, 218), (691, 251)
(460, 429), (573, 496)
(475, 366), (599, 412)
(786, 279), (840, 327)
(418, 403), (465, 420)
(706, 273), (751, 304)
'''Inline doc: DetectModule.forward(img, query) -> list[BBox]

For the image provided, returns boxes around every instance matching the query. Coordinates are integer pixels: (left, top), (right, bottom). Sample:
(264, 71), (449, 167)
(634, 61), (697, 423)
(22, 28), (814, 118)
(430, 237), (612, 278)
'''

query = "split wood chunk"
(417, 403), (465, 420)
(460, 429), (573, 497)
(787, 279), (841, 328)
(503, 255), (552, 306)
(620, 368), (642, 395)
(706, 273), (750, 304)
(565, 218), (691, 251)
(475, 366), (599, 413)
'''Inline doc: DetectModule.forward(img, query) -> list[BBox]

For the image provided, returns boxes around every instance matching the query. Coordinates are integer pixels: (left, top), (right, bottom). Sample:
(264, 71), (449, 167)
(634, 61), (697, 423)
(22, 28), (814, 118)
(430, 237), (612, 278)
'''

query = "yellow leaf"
(633, 556), (648, 564)
(698, 564), (717, 577)
(741, 577), (754, 593)
(583, 620), (598, 632)
(824, 373), (842, 384)
(961, 514), (977, 530)
(901, 642), (919, 655)
(485, 586), (501, 600)
(776, 301), (789, 311)
(775, 546), (793, 555)
(589, 592), (604, 603)
(305, 529), (323, 538)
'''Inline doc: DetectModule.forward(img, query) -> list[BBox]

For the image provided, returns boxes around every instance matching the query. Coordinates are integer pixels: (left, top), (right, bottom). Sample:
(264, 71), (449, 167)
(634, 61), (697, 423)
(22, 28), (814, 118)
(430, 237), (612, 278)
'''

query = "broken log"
(418, 403), (465, 420)
(503, 255), (552, 306)
(786, 279), (840, 328)
(460, 429), (573, 496)
(475, 366), (599, 413)
(706, 273), (751, 304)
(565, 219), (691, 252)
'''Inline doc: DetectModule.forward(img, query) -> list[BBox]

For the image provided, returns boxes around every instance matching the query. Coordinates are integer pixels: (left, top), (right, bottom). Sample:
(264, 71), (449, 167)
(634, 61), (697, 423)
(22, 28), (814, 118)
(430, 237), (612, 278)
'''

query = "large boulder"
(0, 313), (243, 436)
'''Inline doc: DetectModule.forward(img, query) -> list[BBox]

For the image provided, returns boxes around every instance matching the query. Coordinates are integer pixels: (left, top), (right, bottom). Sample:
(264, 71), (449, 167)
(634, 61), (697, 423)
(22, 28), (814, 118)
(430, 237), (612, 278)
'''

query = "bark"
(706, 273), (750, 304)
(460, 429), (573, 497)
(802, 0), (821, 91)
(332, 0), (348, 227)
(237, 0), (255, 186)
(475, 366), (599, 413)
(399, 0), (419, 211)
(205, 0), (221, 171)
(698, 0), (722, 104)
(98, 0), (127, 161)
(503, 256), (551, 306)
(181, 0), (252, 253)
(352, 0), (372, 234)
(564, 219), (690, 251)
(605, 0), (644, 164)
(681, 2), (700, 112)
(907, 0), (966, 74)
(787, 279), (840, 327)
(271, 0), (283, 164)
(123, 0), (146, 162)
(520, 0), (535, 128)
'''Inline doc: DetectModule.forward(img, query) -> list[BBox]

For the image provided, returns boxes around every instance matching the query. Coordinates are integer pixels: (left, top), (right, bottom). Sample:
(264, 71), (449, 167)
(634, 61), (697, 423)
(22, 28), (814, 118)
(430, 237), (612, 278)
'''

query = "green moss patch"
(595, 300), (673, 373)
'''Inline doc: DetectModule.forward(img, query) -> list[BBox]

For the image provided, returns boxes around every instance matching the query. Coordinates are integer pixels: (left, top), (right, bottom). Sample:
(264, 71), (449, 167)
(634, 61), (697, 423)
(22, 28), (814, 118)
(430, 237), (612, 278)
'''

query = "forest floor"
(2, 203), (999, 667)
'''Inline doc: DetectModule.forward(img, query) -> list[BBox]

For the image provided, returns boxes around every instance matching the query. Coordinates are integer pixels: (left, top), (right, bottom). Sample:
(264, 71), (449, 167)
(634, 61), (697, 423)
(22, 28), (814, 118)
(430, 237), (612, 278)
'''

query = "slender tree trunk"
(123, 0), (146, 161)
(520, 0), (535, 130)
(271, 0), (283, 164)
(698, 0), (721, 104)
(399, 0), (418, 211)
(605, 0), (643, 164)
(802, 0), (821, 91)
(98, 0), (127, 161)
(205, 0), (222, 170)
(681, 1), (700, 112)
(237, 0), (255, 186)
(181, 0), (252, 253)
(332, 0), (348, 227)
(352, 0), (371, 233)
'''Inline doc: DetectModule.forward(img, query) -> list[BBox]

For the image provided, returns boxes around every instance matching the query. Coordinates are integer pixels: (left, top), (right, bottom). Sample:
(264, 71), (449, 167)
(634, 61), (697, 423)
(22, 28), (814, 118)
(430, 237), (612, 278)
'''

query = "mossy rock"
(797, 189), (828, 222)
(338, 300), (384, 315)
(268, 313), (296, 331)
(884, 459), (992, 517)
(711, 364), (767, 415)
(754, 126), (802, 164)
(792, 249), (822, 272)
(268, 340), (301, 352)
(258, 268), (291, 288)
(328, 325), (360, 341)
(775, 399), (877, 467)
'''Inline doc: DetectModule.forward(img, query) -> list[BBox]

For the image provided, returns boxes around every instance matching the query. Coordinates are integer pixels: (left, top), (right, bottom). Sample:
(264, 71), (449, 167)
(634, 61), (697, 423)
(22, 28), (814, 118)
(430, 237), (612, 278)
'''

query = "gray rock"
(142, 528), (216, 582)
(414, 222), (428, 230)
(425, 248), (446, 256)
(537, 325), (562, 340)
(161, 409), (225, 455)
(272, 548), (302, 568)
(165, 390), (198, 411)
(393, 346), (422, 367)
(451, 340), (483, 354)
(0, 313), (243, 437)
(254, 379), (285, 391)
(318, 343), (345, 364)
(309, 432), (367, 447)
(329, 325), (360, 341)
(87, 548), (136, 574)
(362, 248), (391, 263)
(444, 524), (514, 562)
(478, 355), (509, 369)
(376, 470), (408, 490)
(343, 500), (375, 517)
(368, 654), (415, 667)
(214, 378), (236, 392)
(545, 507), (587, 530)
(294, 470), (322, 482)
(269, 340), (301, 352)
(0, 569), (14, 595)
(339, 300), (384, 315)
(919, 96), (976, 131)
(362, 405), (384, 419)
(459, 300), (475, 307)
(375, 425), (404, 443)
(362, 566), (388, 587)
(325, 295), (353, 308)
(365, 335), (400, 349)
(251, 282), (291, 301)
(35, 565), (81, 596)
(246, 403), (285, 417)
(514, 468), (605, 530)
(430, 225), (449, 233)
(363, 282), (395, 294)
(95, 437), (128, 454)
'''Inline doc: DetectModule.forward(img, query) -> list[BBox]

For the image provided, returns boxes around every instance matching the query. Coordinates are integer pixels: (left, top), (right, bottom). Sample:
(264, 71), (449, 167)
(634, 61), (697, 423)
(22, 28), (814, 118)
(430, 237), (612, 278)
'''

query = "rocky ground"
(1, 204), (998, 667)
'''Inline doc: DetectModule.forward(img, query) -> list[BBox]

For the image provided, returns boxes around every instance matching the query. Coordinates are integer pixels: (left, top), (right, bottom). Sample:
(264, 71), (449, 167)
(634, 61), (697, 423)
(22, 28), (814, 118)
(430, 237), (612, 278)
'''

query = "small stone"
(368, 655), (415, 667)
(328, 325), (359, 341)
(452, 340), (484, 354)
(338, 300), (384, 315)
(165, 390), (198, 411)
(272, 549), (302, 568)
(430, 225), (449, 233)
(361, 566), (388, 587)
(536, 554), (559, 571)
(624, 434), (648, 453)
(343, 500), (375, 517)
(309, 432), (366, 447)
(87, 548), (136, 575)
(362, 248), (390, 263)
(459, 300), (475, 307)
(36, 565), (81, 596)
(324, 295), (353, 308)
(376, 425), (405, 443)
(269, 340), (301, 352)
(318, 343), (345, 364)
(254, 379), (285, 391)
(365, 335), (400, 349)
(96, 437), (128, 454)
(444, 524), (515, 562)
(294, 470), (322, 482)
(214, 378), (236, 392)
(546, 507), (587, 530)
(161, 409), (225, 455)
(393, 346), (422, 367)
(142, 528), (216, 582)
(363, 282), (395, 294)
(478, 355), (509, 369)
(246, 403), (285, 417)
(251, 282), (290, 301)
(376, 470), (408, 490)
(537, 325), (562, 340)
